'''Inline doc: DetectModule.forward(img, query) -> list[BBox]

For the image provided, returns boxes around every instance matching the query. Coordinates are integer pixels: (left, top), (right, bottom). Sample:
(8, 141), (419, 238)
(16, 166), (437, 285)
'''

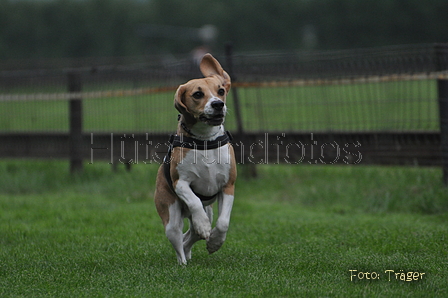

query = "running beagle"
(154, 54), (237, 265)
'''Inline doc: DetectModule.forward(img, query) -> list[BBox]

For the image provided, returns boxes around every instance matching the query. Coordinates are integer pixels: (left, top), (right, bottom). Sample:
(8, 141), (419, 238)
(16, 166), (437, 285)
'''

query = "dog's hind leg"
(205, 205), (213, 224)
(183, 217), (201, 261)
(183, 205), (214, 260)
(165, 201), (187, 265)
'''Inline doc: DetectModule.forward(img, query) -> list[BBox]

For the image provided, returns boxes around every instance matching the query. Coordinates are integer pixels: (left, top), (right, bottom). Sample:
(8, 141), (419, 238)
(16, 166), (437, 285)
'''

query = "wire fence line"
(0, 43), (447, 134)
(1, 43), (448, 174)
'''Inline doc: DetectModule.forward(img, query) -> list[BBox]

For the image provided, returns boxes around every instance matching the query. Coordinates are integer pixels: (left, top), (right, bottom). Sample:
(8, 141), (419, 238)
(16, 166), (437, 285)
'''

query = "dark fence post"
(435, 43), (448, 185)
(225, 43), (257, 177)
(225, 43), (244, 136)
(68, 71), (83, 174)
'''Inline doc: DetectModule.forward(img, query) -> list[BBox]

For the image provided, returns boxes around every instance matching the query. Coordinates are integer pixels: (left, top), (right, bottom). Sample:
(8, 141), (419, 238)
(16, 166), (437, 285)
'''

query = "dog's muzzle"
(199, 114), (225, 126)
(200, 100), (226, 126)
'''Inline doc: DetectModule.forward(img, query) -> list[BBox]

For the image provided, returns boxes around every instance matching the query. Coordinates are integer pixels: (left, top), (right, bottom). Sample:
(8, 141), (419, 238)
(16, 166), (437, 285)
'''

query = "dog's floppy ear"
(174, 84), (188, 113)
(200, 53), (231, 92)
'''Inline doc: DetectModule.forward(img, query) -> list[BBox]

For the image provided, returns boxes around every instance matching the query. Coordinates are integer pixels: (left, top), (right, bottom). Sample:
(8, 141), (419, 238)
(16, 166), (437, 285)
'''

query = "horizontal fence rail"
(1, 71), (448, 102)
(0, 132), (440, 166)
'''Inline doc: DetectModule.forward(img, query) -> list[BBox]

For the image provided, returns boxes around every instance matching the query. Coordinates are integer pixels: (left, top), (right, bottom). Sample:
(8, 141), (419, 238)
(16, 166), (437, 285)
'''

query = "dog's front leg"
(207, 192), (234, 254)
(175, 180), (211, 239)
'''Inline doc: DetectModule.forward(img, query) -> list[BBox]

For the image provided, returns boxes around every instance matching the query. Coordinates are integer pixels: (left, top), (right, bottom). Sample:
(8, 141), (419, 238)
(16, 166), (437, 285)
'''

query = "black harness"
(163, 131), (232, 201)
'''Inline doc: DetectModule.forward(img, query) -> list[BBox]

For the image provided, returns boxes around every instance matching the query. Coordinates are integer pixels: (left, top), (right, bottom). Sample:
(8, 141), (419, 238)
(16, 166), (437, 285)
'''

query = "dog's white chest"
(176, 145), (231, 197)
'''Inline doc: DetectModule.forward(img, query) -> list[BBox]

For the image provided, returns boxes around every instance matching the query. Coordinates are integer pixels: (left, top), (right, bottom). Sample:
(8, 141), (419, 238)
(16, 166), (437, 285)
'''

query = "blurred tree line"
(0, 0), (447, 59)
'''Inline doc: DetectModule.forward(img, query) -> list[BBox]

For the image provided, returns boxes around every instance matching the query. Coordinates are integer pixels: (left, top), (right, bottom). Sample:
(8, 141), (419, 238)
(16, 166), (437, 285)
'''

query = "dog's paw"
(192, 215), (211, 240)
(184, 248), (192, 261)
(206, 228), (226, 254)
(177, 256), (188, 266)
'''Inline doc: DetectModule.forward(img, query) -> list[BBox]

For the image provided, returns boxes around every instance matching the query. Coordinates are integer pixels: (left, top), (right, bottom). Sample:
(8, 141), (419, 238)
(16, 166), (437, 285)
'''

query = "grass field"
(0, 79), (440, 133)
(1, 160), (447, 297)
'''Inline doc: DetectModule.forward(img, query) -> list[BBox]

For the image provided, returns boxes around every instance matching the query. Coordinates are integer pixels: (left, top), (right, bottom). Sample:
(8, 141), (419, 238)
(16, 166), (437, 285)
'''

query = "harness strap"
(163, 131), (232, 201)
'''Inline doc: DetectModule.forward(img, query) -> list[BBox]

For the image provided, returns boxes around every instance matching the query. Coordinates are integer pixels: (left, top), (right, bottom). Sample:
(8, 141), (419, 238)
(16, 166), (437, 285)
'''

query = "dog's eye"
(217, 88), (225, 96)
(192, 91), (204, 99)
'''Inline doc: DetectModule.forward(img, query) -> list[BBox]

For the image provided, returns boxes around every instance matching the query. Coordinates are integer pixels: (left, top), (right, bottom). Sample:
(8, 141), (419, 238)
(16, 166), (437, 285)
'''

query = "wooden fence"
(0, 43), (447, 183)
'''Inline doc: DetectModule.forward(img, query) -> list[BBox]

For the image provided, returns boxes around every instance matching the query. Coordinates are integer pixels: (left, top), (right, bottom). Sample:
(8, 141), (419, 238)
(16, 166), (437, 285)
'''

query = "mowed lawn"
(0, 160), (447, 297)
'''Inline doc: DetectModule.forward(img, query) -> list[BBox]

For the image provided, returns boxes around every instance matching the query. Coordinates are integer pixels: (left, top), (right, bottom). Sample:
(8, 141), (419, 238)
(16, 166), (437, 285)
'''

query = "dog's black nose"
(211, 100), (225, 111)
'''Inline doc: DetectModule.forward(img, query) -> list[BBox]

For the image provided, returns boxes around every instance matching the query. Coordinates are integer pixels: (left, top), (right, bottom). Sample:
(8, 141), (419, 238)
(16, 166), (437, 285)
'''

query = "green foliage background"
(0, 0), (447, 59)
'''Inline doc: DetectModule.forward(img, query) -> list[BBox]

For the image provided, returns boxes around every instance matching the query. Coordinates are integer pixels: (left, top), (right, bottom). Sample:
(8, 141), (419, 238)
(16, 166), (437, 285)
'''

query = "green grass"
(0, 79), (440, 132)
(1, 160), (447, 297)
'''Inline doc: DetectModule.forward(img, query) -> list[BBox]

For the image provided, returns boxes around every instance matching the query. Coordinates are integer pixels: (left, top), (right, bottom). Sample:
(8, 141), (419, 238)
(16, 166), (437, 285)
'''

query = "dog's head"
(174, 54), (231, 126)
